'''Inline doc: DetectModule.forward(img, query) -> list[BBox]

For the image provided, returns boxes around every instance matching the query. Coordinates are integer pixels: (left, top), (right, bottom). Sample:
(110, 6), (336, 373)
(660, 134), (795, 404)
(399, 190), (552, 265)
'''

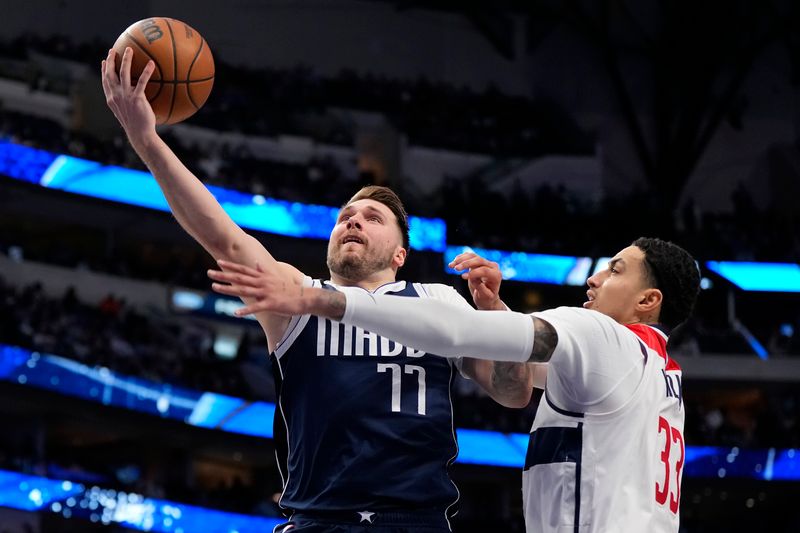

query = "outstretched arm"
(449, 252), (538, 407)
(209, 260), (558, 364)
(101, 48), (302, 350)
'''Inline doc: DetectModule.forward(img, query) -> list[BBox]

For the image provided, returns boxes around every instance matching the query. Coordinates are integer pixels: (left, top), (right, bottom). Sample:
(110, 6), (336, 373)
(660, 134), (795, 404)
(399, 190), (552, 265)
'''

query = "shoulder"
(413, 282), (469, 304)
(533, 307), (642, 353)
(624, 323), (676, 369)
(534, 306), (623, 331)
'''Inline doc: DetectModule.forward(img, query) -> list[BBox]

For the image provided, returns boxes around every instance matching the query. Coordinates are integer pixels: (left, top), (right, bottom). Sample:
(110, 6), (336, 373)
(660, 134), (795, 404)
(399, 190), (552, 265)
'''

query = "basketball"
(112, 17), (214, 125)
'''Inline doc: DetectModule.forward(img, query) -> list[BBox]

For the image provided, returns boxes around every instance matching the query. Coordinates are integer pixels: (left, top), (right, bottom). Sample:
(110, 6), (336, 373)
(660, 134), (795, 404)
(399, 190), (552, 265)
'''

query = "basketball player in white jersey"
(208, 237), (700, 532)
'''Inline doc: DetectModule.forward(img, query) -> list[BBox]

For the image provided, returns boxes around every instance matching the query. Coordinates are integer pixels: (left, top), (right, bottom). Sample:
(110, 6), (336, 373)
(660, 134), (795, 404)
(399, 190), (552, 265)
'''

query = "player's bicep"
(528, 317), (558, 363)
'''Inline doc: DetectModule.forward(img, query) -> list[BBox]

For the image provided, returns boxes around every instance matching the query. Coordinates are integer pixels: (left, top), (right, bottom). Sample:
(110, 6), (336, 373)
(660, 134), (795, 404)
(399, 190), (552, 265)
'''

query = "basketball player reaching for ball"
(208, 238), (700, 532)
(101, 48), (537, 532)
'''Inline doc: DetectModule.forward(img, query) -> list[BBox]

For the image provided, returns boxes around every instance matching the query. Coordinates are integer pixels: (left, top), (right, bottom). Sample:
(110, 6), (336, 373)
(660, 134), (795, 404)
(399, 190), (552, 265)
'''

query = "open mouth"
(342, 235), (365, 245)
(583, 291), (595, 308)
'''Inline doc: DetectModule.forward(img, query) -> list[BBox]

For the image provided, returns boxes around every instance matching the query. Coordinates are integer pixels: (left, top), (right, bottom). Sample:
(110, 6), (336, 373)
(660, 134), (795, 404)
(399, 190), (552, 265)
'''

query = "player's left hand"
(208, 259), (308, 317)
(449, 252), (504, 311)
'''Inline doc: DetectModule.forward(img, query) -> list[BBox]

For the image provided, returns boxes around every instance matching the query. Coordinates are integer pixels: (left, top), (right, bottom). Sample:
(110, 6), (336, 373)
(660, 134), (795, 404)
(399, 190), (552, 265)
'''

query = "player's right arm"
(448, 251), (538, 407)
(101, 47), (302, 350)
(207, 260), (556, 363)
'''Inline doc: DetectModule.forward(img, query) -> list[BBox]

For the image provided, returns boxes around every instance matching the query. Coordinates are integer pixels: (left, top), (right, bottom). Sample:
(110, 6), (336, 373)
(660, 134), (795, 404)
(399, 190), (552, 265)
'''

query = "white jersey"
(523, 307), (684, 533)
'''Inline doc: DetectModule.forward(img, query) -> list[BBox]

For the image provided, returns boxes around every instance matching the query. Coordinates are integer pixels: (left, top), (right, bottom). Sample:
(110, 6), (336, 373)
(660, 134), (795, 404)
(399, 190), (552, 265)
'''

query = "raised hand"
(101, 47), (157, 145)
(208, 259), (312, 318)
(449, 252), (504, 311)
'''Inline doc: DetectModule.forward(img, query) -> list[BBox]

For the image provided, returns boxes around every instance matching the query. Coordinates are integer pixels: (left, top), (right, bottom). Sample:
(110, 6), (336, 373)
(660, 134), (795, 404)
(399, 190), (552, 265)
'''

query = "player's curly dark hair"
(345, 186), (410, 251)
(632, 237), (700, 330)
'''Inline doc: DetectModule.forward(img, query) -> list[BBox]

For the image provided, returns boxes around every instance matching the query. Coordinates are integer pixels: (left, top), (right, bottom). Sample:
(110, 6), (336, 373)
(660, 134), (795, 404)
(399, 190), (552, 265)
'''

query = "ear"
(393, 246), (407, 269)
(636, 287), (663, 315)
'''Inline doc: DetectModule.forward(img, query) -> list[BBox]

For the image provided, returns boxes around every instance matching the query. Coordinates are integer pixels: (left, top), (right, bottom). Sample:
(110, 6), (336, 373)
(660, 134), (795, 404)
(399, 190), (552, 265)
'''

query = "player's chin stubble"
(327, 246), (393, 281)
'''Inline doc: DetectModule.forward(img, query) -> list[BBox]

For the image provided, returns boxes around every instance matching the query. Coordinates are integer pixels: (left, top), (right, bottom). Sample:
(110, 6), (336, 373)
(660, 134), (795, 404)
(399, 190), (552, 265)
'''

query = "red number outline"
(655, 416), (683, 514)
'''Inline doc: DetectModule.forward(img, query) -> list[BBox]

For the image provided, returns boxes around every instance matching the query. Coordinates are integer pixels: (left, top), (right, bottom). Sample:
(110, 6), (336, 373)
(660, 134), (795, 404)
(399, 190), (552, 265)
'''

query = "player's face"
(584, 246), (653, 324)
(326, 199), (406, 281)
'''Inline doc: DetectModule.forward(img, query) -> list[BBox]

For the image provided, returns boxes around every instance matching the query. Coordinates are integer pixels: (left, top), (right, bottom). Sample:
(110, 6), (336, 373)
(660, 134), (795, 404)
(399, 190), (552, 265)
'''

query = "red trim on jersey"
(624, 324), (681, 371)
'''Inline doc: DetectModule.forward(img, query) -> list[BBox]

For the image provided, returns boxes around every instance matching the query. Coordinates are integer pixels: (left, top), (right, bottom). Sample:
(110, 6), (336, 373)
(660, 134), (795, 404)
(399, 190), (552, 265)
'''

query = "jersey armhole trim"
(545, 390), (585, 418)
(272, 278), (317, 359)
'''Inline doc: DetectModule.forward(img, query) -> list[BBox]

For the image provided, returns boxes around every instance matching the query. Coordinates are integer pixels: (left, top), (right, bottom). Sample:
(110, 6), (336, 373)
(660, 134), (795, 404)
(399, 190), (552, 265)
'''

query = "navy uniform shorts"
(274, 509), (452, 533)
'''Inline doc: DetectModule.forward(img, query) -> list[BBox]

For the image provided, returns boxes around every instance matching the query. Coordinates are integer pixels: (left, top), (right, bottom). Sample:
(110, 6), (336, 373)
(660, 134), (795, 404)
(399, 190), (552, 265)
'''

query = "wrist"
(478, 298), (507, 311)
(129, 129), (160, 154)
(310, 288), (346, 321)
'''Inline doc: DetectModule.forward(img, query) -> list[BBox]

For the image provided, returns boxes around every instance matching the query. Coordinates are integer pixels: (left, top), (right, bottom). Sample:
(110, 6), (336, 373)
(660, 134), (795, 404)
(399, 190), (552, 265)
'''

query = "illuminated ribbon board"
(4, 140), (800, 291)
(0, 140), (446, 252)
(445, 245), (592, 286)
(1, 344), (798, 479)
(706, 261), (800, 293)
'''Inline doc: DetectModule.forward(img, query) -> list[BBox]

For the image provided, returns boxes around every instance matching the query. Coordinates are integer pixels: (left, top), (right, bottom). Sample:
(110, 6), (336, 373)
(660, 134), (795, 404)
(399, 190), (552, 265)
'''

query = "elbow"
(495, 389), (534, 409)
(490, 363), (535, 408)
(211, 234), (252, 262)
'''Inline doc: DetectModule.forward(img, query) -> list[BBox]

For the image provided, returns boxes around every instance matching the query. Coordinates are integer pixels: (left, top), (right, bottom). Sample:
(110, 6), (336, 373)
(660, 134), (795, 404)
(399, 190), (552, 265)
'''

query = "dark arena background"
(1, 1), (800, 532)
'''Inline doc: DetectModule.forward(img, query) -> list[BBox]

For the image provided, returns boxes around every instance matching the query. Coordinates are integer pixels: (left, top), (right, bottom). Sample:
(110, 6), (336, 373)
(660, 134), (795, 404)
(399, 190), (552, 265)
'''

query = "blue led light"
(171, 290), (205, 311)
(445, 246), (592, 286)
(0, 470), (283, 532)
(0, 140), (58, 184)
(0, 470), (84, 511)
(739, 327), (769, 360)
(409, 215), (447, 252)
(219, 402), (276, 438)
(456, 428), (527, 467)
(706, 261), (800, 292)
(591, 256), (613, 276)
(0, 141), (445, 252)
(770, 448), (800, 480)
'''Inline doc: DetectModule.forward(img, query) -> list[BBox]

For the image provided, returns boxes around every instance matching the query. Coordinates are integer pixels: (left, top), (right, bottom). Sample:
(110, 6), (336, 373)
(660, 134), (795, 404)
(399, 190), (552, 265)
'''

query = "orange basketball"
(113, 17), (214, 125)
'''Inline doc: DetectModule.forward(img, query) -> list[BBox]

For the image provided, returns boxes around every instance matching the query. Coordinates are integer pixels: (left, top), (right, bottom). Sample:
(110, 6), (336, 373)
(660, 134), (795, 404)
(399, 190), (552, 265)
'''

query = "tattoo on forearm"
(491, 362), (530, 397)
(529, 317), (557, 363)
(324, 291), (347, 320)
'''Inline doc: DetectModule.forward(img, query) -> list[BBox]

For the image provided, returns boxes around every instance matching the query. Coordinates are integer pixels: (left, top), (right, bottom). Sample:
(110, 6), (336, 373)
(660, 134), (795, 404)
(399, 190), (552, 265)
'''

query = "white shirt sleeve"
(414, 283), (474, 376)
(340, 287), (534, 362)
(418, 285), (549, 386)
(532, 307), (645, 415)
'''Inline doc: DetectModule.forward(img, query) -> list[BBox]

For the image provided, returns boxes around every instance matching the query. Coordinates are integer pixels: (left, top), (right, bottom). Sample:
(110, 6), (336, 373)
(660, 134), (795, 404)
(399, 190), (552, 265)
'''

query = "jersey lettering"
(662, 369), (683, 404)
(316, 317), (427, 357)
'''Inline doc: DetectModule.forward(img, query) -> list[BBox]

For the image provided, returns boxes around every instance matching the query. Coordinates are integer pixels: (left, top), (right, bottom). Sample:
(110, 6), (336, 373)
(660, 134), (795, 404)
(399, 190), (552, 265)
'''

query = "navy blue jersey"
(270, 280), (462, 520)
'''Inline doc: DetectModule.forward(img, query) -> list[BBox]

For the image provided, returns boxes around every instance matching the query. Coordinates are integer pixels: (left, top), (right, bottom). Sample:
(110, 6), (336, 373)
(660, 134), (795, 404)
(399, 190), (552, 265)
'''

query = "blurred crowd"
(684, 387), (800, 450)
(0, 33), (592, 157)
(0, 420), (279, 519)
(0, 277), (260, 400)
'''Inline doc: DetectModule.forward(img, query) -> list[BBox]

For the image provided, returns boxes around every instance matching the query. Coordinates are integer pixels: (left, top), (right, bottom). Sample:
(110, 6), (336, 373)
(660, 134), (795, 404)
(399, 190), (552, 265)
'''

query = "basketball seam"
(125, 32), (165, 104)
(164, 18), (178, 124)
(124, 32), (161, 75)
(155, 76), (215, 84)
(186, 37), (205, 110)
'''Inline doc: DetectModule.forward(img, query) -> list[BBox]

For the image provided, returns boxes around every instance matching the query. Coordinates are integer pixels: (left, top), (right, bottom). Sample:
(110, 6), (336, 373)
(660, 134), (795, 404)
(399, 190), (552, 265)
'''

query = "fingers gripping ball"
(113, 17), (214, 125)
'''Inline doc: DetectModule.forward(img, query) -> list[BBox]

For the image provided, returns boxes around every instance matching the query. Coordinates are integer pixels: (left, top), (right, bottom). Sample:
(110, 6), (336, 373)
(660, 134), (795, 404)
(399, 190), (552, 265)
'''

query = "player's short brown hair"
(345, 186), (410, 251)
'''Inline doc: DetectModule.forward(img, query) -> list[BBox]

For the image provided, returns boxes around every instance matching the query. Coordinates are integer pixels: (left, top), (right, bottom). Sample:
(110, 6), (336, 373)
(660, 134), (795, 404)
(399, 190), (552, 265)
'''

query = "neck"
(329, 269), (397, 291)
(624, 312), (660, 326)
